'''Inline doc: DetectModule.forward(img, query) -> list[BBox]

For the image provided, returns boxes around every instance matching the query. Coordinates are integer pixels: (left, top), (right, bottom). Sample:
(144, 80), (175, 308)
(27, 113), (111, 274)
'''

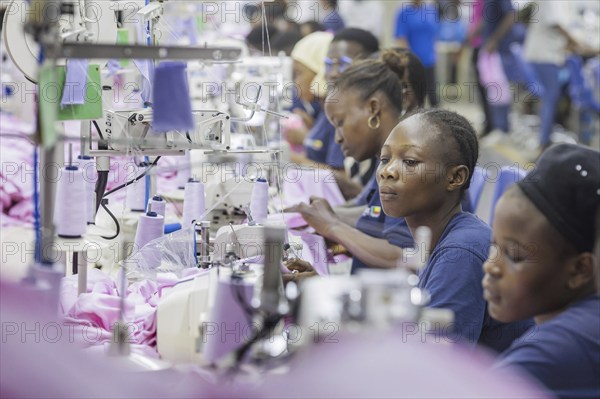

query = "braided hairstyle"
(333, 49), (426, 115)
(417, 108), (479, 192)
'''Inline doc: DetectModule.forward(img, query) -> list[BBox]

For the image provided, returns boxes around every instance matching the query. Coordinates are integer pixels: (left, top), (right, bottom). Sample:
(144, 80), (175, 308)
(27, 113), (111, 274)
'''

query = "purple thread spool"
(77, 155), (97, 224)
(126, 172), (147, 212)
(176, 151), (192, 190)
(55, 165), (87, 238)
(134, 211), (165, 250)
(148, 195), (166, 217)
(182, 179), (205, 228)
(250, 178), (269, 224)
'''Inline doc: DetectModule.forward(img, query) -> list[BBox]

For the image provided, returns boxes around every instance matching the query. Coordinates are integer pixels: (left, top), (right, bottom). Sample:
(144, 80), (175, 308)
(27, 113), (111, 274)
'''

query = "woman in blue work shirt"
(375, 109), (532, 350)
(290, 105), (532, 351)
(484, 144), (600, 398)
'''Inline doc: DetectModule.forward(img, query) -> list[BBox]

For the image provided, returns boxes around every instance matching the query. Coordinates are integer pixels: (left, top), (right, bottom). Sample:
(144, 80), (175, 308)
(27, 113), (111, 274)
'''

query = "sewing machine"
(157, 223), (289, 366)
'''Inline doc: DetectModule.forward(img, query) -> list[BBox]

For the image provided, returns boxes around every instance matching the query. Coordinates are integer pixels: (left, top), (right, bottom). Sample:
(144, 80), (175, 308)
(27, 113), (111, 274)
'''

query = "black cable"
(92, 120), (105, 141)
(72, 252), (78, 275)
(93, 120), (109, 213)
(100, 199), (120, 240)
(102, 156), (161, 198)
(234, 313), (282, 365)
(95, 171), (109, 213)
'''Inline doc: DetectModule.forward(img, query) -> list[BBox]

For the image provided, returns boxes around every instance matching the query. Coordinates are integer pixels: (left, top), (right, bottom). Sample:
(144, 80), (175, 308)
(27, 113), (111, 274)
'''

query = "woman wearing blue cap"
(484, 144), (600, 398)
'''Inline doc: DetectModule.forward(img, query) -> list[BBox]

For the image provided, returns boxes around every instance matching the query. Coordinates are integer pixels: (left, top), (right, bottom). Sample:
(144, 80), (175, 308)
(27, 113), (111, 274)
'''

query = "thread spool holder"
(195, 221), (211, 269)
(54, 236), (89, 296)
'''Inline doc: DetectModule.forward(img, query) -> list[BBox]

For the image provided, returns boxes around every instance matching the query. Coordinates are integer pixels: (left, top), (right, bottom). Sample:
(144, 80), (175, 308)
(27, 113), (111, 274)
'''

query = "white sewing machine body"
(156, 264), (264, 365)
(101, 109), (231, 154)
(213, 224), (265, 261)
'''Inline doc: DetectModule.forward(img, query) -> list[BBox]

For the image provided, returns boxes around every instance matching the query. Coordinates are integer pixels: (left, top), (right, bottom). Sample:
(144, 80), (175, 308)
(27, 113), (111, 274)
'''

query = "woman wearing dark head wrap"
(485, 144), (600, 398)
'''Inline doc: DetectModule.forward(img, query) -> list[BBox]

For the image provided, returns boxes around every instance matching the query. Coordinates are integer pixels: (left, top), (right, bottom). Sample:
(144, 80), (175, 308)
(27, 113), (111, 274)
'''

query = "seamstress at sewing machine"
(288, 107), (533, 351)
(287, 48), (426, 272)
(286, 28), (381, 200)
(484, 144), (600, 398)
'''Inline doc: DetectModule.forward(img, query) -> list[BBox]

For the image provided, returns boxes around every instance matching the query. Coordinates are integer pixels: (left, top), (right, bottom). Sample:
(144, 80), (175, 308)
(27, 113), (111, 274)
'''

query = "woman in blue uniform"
(289, 107), (532, 351)
(484, 144), (600, 397)
(288, 49), (427, 272)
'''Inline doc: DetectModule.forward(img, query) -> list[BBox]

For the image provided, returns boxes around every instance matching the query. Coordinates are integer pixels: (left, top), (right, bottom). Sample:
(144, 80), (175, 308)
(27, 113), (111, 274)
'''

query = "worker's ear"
(446, 164), (468, 192)
(367, 95), (382, 117)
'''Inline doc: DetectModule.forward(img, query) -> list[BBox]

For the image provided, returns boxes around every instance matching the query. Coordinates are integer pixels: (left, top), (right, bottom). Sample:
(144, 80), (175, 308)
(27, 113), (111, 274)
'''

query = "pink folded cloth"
(282, 167), (345, 209)
(266, 212), (309, 230)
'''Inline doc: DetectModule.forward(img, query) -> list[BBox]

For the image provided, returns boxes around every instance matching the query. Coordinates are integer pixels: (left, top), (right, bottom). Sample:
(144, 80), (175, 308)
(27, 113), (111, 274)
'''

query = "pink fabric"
(59, 268), (185, 355)
(0, 115), (35, 227)
(267, 212), (308, 229)
(103, 156), (179, 206)
(255, 331), (551, 398)
(282, 167), (345, 209)
(281, 212), (308, 229)
(478, 50), (512, 106)
(281, 113), (306, 154)
(1, 280), (229, 398)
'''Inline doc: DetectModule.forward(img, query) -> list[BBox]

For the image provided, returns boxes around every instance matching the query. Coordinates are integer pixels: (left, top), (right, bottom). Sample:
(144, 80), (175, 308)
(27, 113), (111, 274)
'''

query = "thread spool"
(126, 167), (147, 212)
(176, 151), (191, 189)
(249, 178), (269, 224)
(182, 180), (205, 228)
(148, 195), (166, 217)
(54, 166), (87, 238)
(77, 155), (97, 224)
(134, 211), (165, 250)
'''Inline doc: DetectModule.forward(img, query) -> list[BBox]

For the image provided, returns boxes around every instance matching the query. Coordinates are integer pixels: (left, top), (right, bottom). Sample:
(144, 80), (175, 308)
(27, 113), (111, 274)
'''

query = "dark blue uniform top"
(304, 112), (345, 169)
(417, 212), (533, 350)
(496, 295), (600, 399)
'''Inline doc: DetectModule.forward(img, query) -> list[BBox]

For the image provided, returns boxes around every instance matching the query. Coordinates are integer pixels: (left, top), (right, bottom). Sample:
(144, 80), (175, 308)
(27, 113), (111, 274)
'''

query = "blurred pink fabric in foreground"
(252, 331), (551, 398)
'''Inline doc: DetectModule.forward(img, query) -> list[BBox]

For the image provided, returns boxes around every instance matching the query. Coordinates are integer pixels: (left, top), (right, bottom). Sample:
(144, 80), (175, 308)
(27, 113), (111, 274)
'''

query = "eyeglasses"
(324, 56), (353, 75)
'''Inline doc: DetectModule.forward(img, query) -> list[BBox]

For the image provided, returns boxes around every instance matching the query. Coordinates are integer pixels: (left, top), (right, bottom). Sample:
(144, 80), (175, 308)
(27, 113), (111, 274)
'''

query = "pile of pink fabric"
(0, 114), (35, 227)
(59, 268), (180, 357)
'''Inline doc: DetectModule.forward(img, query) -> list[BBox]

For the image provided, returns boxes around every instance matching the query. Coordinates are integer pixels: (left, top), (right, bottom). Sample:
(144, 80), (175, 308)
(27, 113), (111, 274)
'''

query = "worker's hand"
(285, 258), (314, 273)
(286, 196), (341, 239)
(572, 42), (600, 57)
(282, 258), (317, 284)
(293, 108), (314, 129)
